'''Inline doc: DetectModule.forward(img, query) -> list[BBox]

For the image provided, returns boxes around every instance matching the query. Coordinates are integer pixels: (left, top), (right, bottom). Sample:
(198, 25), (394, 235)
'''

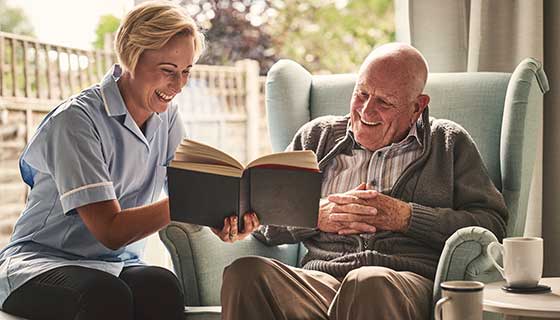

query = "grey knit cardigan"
(254, 109), (508, 280)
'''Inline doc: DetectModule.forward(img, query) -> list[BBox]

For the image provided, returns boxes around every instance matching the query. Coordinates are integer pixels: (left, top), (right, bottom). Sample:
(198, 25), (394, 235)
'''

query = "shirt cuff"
(60, 181), (117, 213)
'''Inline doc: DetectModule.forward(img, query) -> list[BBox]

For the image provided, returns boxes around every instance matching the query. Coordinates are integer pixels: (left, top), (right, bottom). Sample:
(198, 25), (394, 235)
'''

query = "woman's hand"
(211, 212), (260, 243)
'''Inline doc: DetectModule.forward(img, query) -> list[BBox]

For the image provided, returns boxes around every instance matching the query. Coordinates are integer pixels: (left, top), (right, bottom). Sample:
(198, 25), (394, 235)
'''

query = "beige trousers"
(221, 256), (433, 320)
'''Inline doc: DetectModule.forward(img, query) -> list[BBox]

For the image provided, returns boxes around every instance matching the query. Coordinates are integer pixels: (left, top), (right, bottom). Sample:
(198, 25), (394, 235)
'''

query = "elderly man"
(221, 43), (508, 320)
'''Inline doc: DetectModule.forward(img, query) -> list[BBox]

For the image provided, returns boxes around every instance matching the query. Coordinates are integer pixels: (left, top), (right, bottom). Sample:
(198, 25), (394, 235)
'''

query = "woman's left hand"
(211, 212), (260, 243)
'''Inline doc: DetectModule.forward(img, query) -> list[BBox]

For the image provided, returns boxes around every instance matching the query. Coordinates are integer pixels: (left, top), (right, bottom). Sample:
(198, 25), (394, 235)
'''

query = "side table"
(483, 277), (560, 319)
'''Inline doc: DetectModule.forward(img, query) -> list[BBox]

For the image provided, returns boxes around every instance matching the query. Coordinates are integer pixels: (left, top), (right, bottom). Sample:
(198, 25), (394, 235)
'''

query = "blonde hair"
(115, 1), (205, 73)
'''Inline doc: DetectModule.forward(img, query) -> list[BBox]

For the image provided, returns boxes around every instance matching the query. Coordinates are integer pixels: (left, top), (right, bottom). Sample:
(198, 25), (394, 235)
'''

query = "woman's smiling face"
(123, 33), (195, 117)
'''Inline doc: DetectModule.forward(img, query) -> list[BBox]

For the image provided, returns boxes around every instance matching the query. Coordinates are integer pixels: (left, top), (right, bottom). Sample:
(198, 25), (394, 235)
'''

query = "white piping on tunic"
(59, 181), (114, 200)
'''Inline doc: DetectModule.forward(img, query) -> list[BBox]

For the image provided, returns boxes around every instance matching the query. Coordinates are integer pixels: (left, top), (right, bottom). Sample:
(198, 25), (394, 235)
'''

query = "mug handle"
(435, 296), (451, 320)
(487, 241), (505, 278)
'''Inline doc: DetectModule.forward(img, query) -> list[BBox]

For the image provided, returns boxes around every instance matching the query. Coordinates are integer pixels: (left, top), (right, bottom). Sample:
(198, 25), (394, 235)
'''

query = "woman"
(0, 2), (258, 319)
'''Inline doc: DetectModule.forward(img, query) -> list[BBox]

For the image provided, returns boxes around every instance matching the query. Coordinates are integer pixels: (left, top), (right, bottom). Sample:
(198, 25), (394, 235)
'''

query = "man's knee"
(223, 256), (275, 285)
(343, 266), (398, 293)
(336, 267), (430, 320)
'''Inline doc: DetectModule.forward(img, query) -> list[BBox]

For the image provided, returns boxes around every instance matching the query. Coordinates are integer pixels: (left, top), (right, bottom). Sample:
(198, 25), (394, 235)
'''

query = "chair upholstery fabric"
(159, 58), (547, 320)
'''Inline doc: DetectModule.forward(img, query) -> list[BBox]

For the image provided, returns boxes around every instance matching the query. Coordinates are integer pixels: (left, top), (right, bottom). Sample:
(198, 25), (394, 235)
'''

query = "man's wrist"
(399, 203), (413, 232)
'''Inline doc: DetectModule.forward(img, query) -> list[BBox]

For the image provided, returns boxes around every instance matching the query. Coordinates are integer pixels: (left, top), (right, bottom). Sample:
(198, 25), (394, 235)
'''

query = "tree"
(179, 0), (278, 74)
(178, 0), (394, 74)
(269, 0), (395, 73)
(92, 15), (120, 50)
(0, 0), (34, 36)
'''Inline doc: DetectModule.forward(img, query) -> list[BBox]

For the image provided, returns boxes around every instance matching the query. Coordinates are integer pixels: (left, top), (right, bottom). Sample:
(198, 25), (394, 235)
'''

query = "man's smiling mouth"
(360, 117), (382, 126)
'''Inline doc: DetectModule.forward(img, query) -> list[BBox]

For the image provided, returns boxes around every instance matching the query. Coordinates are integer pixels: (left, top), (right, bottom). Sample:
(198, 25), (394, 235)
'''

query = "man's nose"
(361, 96), (377, 114)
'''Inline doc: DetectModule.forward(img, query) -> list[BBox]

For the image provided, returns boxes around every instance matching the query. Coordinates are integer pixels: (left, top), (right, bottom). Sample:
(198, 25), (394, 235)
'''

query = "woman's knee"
(119, 266), (184, 320)
(120, 266), (183, 301)
(76, 271), (133, 320)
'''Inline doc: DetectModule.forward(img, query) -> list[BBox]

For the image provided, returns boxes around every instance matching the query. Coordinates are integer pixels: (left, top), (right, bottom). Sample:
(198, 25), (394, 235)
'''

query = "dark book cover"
(167, 166), (322, 231)
(167, 167), (241, 229)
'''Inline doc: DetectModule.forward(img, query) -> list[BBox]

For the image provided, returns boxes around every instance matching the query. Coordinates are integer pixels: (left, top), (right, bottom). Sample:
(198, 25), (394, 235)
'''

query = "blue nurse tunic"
(0, 64), (185, 306)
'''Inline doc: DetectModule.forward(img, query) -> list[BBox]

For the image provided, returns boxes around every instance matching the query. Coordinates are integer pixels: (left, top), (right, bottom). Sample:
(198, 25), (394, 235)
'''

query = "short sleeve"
(23, 105), (116, 213)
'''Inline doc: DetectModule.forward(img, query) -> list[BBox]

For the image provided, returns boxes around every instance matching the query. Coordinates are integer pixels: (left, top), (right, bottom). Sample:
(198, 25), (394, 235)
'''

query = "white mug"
(487, 237), (543, 288)
(435, 281), (484, 320)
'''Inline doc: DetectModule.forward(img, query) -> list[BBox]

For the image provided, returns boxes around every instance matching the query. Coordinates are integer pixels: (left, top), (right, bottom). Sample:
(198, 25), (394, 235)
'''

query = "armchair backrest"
(266, 58), (548, 238)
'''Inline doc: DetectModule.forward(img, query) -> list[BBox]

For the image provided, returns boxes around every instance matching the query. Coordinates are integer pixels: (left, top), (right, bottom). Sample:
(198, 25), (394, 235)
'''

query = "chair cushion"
(160, 223), (300, 306)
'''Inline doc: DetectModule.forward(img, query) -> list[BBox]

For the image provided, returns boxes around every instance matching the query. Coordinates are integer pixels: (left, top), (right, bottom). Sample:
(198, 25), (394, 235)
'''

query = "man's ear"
(414, 94), (430, 115)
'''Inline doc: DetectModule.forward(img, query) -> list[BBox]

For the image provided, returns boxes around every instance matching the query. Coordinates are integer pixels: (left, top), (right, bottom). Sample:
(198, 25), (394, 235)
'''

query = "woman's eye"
(359, 92), (369, 99)
(162, 69), (174, 75)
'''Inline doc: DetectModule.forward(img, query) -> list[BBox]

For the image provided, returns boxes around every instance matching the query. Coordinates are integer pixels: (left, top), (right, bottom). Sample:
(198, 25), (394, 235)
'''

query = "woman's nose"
(169, 75), (183, 93)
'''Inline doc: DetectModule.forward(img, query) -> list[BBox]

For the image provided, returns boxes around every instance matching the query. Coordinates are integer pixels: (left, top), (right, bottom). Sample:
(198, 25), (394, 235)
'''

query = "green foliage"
(85, 1), (393, 75)
(180, 0), (278, 74)
(179, 0), (394, 74)
(93, 15), (120, 50)
(269, 0), (395, 73)
(0, 0), (34, 36)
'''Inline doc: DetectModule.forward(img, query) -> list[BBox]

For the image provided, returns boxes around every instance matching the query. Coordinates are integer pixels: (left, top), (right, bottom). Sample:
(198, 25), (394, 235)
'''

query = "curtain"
(395, 0), (559, 276)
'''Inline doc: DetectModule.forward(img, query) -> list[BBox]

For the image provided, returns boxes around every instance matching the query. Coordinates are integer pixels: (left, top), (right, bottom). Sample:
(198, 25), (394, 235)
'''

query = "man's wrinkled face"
(350, 60), (424, 151)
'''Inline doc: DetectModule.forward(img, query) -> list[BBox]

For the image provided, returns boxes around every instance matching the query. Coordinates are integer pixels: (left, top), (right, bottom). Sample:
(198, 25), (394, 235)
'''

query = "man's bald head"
(350, 43), (430, 151)
(360, 43), (428, 101)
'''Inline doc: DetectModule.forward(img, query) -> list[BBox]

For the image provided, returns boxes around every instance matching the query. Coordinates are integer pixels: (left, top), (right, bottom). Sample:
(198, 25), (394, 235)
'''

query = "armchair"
(158, 57), (548, 320)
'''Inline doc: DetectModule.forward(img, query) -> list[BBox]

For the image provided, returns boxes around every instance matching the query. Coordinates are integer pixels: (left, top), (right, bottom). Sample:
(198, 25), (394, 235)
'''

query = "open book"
(167, 139), (322, 231)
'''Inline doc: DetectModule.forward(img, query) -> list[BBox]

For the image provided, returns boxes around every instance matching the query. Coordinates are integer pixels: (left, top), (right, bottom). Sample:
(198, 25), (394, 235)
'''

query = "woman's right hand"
(211, 212), (260, 243)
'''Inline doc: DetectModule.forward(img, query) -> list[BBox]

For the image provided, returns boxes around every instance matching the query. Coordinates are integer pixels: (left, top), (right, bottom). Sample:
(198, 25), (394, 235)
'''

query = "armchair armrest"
(432, 227), (502, 302)
(159, 222), (302, 307)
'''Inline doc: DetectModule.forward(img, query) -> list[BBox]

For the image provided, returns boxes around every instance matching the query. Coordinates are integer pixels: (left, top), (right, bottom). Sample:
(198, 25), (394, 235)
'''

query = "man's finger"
(328, 191), (377, 204)
(332, 203), (377, 215)
(352, 182), (367, 190)
(337, 229), (363, 235)
(331, 220), (376, 233)
(327, 194), (360, 204)
(347, 221), (376, 233)
(330, 214), (376, 225)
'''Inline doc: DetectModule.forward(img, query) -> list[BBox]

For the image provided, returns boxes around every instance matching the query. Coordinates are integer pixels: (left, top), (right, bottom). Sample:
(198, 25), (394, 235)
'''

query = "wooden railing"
(0, 31), (115, 104)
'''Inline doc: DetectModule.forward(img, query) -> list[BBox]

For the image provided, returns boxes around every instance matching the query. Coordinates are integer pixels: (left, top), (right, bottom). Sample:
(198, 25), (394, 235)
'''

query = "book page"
(174, 139), (244, 170)
(246, 150), (319, 171)
(169, 161), (243, 178)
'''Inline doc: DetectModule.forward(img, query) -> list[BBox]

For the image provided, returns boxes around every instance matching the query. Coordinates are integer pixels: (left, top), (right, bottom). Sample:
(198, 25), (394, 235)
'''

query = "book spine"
(250, 164), (320, 172)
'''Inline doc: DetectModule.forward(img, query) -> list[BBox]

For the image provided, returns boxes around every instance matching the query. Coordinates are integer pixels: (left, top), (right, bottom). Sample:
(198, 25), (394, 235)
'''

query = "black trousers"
(2, 265), (184, 320)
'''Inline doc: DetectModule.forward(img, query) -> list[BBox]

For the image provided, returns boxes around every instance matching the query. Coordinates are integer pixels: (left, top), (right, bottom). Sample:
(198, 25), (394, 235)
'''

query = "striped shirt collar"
(347, 120), (423, 151)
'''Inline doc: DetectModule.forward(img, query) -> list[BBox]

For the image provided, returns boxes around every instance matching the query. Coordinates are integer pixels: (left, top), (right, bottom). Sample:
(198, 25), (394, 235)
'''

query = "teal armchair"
(158, 57), (548, 320)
